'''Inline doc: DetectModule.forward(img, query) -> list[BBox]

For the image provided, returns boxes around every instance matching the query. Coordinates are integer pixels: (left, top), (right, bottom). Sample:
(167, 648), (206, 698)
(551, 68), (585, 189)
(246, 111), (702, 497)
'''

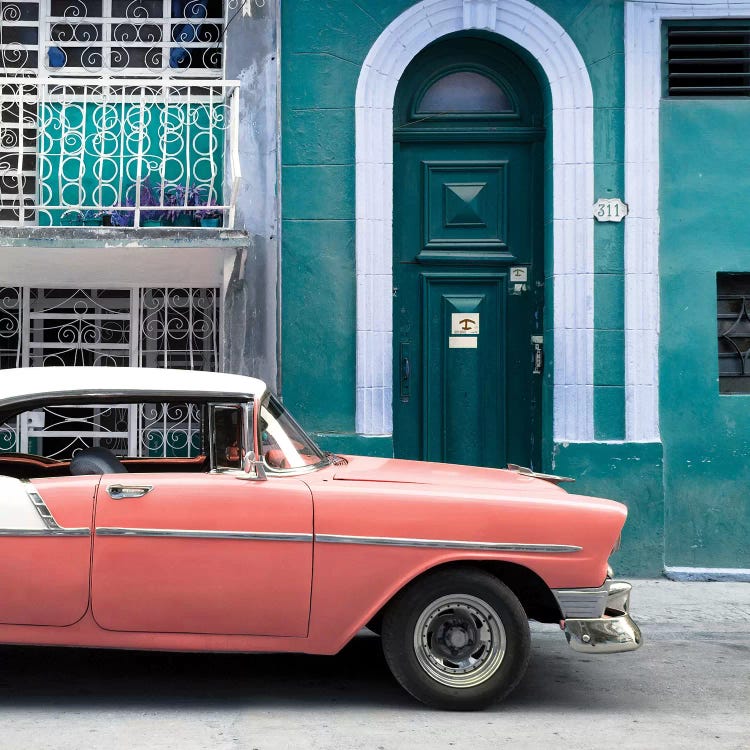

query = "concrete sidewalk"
(0, 579), (747, 750)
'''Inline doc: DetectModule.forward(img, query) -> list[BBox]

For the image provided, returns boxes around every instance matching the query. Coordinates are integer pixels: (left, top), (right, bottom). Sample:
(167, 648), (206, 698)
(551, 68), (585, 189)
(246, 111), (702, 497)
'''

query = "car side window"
(212, 405), (244, 471)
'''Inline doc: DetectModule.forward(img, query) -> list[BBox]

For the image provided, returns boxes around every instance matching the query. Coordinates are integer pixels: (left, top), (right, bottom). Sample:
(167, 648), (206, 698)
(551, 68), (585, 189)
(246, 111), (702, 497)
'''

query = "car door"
(0, 474), (97, 626)
(91, 471), (313, 636)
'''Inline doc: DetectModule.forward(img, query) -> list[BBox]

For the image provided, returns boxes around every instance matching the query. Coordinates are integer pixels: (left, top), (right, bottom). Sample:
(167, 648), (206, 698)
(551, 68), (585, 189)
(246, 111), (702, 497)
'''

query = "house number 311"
(593, 198), (628, 223)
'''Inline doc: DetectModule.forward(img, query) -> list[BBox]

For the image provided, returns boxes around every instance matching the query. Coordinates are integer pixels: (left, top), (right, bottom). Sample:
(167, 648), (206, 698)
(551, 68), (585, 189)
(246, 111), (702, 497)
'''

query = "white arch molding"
(355, 0), (595, 441)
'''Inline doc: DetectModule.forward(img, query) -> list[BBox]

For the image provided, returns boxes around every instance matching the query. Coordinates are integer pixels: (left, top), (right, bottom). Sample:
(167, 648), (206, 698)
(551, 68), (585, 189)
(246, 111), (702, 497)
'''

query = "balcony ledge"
(0, 226), (250, 249)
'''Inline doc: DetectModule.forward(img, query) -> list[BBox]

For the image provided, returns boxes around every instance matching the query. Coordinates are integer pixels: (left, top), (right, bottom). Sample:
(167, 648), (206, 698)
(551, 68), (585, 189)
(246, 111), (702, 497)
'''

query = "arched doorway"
(392, 36), (545, 469)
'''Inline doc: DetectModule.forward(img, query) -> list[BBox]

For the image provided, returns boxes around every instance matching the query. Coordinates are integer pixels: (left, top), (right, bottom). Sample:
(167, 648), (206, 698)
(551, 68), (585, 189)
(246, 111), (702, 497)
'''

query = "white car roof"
(0, 367), (267, 411)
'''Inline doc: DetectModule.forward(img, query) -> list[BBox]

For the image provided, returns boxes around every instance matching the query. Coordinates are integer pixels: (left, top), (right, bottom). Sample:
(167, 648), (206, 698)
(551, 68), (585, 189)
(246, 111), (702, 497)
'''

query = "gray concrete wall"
(223, 0), (280, 391)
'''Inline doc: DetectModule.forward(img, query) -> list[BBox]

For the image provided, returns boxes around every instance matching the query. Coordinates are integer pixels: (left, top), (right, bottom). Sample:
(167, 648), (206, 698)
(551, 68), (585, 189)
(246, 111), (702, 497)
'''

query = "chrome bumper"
(562, 581), (642, 654)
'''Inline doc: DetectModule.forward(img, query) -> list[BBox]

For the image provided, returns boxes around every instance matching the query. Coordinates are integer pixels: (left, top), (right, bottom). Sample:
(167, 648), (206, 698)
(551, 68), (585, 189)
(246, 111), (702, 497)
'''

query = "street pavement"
(0, 579), (747, 750)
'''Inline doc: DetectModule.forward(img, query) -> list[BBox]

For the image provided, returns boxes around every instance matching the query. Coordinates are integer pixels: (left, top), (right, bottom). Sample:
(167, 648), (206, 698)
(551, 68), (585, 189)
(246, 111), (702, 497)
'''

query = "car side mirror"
(237, 451), (267, 481)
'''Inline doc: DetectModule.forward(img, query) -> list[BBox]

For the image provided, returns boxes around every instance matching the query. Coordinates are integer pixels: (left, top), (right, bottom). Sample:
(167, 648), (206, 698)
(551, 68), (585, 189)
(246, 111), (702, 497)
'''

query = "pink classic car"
(0, 367), (640, 710)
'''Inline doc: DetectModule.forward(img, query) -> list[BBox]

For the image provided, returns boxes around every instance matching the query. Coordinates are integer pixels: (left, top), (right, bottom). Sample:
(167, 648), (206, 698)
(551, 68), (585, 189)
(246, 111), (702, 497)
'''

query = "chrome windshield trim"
(314, 534), (582, 553)
(95, 528), (313, 542)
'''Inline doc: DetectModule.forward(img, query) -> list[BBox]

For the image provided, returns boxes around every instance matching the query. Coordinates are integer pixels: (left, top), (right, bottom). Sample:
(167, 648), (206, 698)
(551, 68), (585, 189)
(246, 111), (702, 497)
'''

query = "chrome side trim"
(11, 483), (91, 537)
(0, 528), (90, 537)
(314, 534), (582, 554)
(95, 528), (313, 542)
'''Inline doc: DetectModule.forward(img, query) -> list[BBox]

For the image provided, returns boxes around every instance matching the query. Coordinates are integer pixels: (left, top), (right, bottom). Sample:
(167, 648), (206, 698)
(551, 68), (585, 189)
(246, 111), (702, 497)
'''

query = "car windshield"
(259, 394), (328, 471)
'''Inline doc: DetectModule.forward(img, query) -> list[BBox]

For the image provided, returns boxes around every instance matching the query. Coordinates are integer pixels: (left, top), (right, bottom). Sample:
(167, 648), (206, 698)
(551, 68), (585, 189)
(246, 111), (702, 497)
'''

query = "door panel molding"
(419, 273), (507, 466)
(421, 160), (509, 255)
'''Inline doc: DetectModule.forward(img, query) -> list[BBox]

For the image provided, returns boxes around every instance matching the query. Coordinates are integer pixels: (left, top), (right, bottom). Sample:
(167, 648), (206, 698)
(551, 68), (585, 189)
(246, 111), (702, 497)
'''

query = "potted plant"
(109, 209), (133, 227)
(60, 209), (83, 226)
(162, 182), (205, 227)
(195, 197), (222, 228)
(82, 209), (103, 227)
(128, 179), (164, 227)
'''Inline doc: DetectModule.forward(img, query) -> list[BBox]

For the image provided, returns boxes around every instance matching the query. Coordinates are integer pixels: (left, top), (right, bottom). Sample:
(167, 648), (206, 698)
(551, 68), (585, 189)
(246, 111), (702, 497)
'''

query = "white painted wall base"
(664, 567), (750, 583)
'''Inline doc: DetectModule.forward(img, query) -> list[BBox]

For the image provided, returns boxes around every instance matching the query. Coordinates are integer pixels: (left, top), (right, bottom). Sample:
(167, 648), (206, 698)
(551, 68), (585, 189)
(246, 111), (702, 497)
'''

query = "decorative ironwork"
(27, 288), (131, 368)
(44, 0), (225, 76)
(0, 286), (219, 457)
(0, 286), (21, 451)
(138, 286), (218, 456)
(0, 286), (21, 369)
(138, 401), (202, 456)
(140, 287), (219, 370)
(0, 78), (238, 227)
(0, 1), (241, 228)
(717, 274), (750, 393)
(0, 416), (17, 451)
(26, 404), (130, 459)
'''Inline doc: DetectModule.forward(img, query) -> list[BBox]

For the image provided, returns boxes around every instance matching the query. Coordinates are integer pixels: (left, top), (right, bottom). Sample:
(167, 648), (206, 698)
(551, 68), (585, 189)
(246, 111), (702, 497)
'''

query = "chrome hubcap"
(413, 594), (506, 688)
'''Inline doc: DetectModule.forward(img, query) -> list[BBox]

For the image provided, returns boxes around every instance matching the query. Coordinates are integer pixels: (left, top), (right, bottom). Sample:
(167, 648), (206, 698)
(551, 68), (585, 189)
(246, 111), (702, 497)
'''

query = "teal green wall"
(552, 443), (664, 576)
(282, 0), (628, 437)
(280, 1), (734, 576)
(660, 100), (750, 569)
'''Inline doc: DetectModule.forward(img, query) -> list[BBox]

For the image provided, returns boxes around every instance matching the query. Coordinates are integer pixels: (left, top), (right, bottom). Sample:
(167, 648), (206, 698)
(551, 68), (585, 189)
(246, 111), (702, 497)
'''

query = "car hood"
(332, 456), (569, 498)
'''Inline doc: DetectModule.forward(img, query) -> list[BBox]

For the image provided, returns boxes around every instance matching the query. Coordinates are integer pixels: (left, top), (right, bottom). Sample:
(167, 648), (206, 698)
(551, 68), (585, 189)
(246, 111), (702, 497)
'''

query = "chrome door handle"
(107, 484), (153, 500)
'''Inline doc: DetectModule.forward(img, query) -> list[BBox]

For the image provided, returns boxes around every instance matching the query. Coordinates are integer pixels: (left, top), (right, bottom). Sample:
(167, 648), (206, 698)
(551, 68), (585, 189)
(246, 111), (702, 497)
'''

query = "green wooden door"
(392, 37), (545, 469)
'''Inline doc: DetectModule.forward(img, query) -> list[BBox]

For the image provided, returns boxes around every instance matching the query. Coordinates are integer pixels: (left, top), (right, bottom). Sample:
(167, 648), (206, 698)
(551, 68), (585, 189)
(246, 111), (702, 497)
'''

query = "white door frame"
(354, 0), (595, 442)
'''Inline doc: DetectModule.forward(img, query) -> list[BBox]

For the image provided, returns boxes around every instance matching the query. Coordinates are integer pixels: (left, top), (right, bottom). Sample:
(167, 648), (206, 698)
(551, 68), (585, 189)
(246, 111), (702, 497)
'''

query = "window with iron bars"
(0, 0), (240, 227)
(0, 286), (220, 457)
(717, 273), (750, 393)
(2, 0), (227, 76)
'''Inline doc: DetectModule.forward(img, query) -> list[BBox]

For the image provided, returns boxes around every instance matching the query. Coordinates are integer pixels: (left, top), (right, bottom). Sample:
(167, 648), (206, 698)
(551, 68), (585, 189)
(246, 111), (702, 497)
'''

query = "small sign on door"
(449, 337), (478, 349)
(451, 313), (479, 335)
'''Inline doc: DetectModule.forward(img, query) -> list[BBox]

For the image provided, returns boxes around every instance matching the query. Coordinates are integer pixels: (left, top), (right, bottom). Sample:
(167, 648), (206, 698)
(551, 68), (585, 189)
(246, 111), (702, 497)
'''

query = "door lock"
(400, 342), (411, 402)
(532, 335), (544, 375)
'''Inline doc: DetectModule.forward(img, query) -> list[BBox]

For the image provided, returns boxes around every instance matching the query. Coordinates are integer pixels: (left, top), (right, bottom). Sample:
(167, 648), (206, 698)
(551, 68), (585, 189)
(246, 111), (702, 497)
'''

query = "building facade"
(279, 0), (750, 578)
(0, 0), (278, 454)
(1, 0), (749, 577)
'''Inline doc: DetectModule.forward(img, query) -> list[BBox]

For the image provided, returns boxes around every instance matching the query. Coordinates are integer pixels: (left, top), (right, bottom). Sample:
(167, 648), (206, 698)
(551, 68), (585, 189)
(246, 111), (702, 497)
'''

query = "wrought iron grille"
(0, 78), (239, 227)
(0, 0), (242, 227)
(717, 273), (750, 393)
(0, 285), (220, 457)
(0, 286), (21, 451)
(0, 286), (21, 370)
(2, 0), (234, 76)
(27, 288), (132, 367)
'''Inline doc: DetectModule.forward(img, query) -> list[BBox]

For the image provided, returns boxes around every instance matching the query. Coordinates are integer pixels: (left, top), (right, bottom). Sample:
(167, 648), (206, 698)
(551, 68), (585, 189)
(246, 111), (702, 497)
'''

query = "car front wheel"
(381, 568), (530, 710)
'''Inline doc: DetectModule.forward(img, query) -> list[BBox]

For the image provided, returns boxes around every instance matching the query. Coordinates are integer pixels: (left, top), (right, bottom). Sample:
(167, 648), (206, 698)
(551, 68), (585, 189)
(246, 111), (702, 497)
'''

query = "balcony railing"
(0, 77), (240, 229)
